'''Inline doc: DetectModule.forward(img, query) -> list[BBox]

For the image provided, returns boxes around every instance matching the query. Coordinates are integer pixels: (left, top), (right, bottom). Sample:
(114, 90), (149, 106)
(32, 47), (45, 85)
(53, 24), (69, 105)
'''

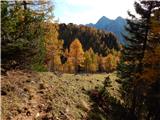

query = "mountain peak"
(95, 16), (111, 29)
(86, 16), (127, 44)
(101, 16), (107, 19)
(115, 16), (124, 21)
(99, 16), (110, 21)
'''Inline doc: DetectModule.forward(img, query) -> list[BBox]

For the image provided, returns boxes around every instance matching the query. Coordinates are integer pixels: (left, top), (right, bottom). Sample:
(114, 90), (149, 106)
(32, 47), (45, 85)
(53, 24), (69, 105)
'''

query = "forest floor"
(1, 70), (120, 120)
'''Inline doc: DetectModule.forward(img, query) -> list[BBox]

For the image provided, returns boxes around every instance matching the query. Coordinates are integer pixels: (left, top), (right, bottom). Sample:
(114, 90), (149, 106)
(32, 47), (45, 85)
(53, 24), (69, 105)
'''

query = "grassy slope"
(1, 70), (120, 120)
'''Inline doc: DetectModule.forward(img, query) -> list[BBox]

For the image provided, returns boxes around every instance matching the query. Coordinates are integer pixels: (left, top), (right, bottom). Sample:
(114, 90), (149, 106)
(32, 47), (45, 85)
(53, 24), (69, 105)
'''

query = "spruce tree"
(118, 0), (160, 119)
(1, 0), (54, 71)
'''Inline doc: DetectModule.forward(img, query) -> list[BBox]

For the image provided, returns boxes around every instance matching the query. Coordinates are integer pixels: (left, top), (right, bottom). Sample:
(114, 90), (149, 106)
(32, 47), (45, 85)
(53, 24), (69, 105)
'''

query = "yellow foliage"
(69, 39), (84, 61)
(97, 55), (105, 72)
(150, 10), (160, 34)
(90, 64), (97, 73)
(141, 45), (160, 84)
(104, 51), (120, 72)
(67, 39), (84, 73)
(44, 23), (63, 71)
(141, 68), (159, 84)
(84, 48), (98, 73)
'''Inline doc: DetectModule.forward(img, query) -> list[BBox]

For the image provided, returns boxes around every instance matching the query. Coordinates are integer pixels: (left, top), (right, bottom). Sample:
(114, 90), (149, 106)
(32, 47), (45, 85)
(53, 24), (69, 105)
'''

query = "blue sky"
(53, 0), (136, 24)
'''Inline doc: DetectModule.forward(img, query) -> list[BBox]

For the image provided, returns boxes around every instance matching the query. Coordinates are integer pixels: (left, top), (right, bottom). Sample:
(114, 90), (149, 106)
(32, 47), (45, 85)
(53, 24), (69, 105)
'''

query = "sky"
(53, 0), (136, 24)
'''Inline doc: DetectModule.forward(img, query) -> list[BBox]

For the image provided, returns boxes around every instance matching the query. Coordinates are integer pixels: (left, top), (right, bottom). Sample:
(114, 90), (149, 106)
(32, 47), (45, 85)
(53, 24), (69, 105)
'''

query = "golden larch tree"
(68, 39), (84, 73)
(88, 48), (98, 73)
(97, 54), (105, 72)
(84, 50), (92, 73)
(84, 48), (98, 73)
(44, 23), (63, 71)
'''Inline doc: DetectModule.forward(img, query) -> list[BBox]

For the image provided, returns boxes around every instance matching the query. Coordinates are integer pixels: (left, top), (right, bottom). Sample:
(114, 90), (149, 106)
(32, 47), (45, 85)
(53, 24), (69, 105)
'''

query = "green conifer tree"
(118, 1), (160, 119)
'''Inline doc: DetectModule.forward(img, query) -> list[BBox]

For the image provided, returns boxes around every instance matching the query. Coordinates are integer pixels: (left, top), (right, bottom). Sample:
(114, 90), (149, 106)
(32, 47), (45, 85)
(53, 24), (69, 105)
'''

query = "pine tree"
(118, 0), (160, 119)
(140, 8), (160, 120)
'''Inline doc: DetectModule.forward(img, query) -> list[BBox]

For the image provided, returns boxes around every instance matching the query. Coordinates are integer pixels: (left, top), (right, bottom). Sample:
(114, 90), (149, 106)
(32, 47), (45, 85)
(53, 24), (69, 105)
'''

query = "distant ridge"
(86, 16), (127, 44)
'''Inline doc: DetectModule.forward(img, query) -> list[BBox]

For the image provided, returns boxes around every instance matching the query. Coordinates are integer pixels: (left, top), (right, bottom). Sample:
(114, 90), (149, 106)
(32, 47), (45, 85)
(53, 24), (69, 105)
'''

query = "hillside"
(1, 70), (120, 120)
(58, 23), (120, 56)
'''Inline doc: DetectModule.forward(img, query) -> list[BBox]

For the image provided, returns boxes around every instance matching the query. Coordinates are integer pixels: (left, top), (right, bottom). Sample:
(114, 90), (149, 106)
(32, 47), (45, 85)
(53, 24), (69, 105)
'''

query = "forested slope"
(58, 23), (120, 56)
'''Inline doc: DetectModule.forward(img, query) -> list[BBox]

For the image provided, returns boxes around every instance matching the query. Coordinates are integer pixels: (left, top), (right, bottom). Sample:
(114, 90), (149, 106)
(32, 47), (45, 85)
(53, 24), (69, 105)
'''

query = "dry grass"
(1, 71), (120, 120)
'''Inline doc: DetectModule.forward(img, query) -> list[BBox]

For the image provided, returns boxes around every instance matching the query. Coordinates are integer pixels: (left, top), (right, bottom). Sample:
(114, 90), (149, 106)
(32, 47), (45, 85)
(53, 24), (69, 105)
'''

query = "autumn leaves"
(45, 27), (120, 74)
